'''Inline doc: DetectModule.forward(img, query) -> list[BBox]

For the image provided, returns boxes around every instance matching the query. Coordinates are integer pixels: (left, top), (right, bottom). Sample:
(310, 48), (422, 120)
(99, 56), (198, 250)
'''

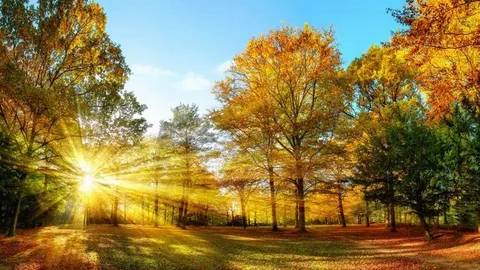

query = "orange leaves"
(213, 26), (350, 208)
(213, 26), (346, 152)
(393, 0), (480, 118)
(348, 45), (419, 117)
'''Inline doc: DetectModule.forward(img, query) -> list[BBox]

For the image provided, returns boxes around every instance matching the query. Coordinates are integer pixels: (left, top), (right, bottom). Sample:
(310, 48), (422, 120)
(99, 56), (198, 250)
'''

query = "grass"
(1, 224), (479, 270)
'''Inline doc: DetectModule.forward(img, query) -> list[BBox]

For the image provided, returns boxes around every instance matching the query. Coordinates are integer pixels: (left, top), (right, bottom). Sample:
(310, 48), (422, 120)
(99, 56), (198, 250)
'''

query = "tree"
(212, 85), (281, 231)
(214, 25), (348, 232)
(78, 89), (149, 227)
(357, 106), (452, 240)
(159, 104), (214, 228)
(348, 44), (420, 232)
(392, 109), (452, 240)
(221, 153), (260, 229)
(441, 105), (480, 230)
(347, 45), (419, 117)
(323, 157), (352, 228)
(79, 90), (150, 147)
(354, 107), (403, 232)
(0, 0), (129, 236)
(392, 0), (480, 231)
(391, 0), (480, 118)
(0, 131), (24, 233)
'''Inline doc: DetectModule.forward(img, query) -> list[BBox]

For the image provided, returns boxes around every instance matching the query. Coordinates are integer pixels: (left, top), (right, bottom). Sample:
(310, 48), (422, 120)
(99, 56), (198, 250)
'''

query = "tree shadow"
(2, 225), (479, 270)
(83, 225), (413, 269)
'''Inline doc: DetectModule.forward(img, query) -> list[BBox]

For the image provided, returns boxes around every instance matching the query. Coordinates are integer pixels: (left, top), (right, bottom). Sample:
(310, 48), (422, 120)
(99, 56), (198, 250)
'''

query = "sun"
(77, 159), (96, 194)
(80, 174), (95, 194)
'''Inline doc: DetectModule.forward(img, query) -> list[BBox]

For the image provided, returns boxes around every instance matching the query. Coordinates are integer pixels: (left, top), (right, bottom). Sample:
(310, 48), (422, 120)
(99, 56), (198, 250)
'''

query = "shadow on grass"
(2, 225), (479, 269)
(83, 225), (383, 270)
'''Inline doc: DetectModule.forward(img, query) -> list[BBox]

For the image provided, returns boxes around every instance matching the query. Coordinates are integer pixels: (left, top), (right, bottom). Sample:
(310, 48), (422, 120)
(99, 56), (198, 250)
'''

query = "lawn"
(1, 225), (479, 270)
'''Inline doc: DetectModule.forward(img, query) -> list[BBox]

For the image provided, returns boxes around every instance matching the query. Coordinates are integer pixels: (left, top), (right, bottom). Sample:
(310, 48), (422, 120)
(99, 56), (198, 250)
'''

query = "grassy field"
(1, 224), (479, 270)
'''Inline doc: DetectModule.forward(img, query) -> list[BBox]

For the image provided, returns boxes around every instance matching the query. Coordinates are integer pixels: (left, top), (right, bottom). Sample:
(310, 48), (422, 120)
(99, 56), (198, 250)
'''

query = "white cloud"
(215, 60), (233, 74)
(125, 64), (218, 135)
(179, 72), (212, 91)
(131, 64), (176, 77)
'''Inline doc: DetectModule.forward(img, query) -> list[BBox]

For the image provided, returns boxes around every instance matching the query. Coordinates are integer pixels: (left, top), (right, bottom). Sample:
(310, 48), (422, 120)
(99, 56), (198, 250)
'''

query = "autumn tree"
(213, 77), (282, 231)
(347, 45), (419, 117)
(221, 152), (261, 229)
(0, 0), (129, 236)
(159, 104), (214, 228)
(214, 26), (348, 232)
(79, 89), (149, 226)
(391, 0), (480, 118)
(322, 156), (353, 227)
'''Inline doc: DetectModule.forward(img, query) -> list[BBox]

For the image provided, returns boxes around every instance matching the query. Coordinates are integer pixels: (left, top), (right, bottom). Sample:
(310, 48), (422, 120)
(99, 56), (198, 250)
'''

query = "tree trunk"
(123, 197), (127, 223)
(181, 155), (192, 229)
(154, 180), (159, 227)
(419, 214), (432, 241)
(7, 194), (23, 237)
(386, 207), (390, 227)
(268, 168), (278, 231)
(112, 196), (119, 226)
(296, 178), (306, 232)
(182, 200), (188, 228)
(294, 198), (299, 228)
(389, 203), (397, 232)
(141, 196), (145, 225)
(240, 194), (247, 229)
(205, 205), (209, 226)
(44, 174), (49, 191)
(177, 201), (184, 227)
(83, 201), (88, 229)
(164, 204), (167, 225)
(338, 192), (346, 227)
(365, 200), (370, 227)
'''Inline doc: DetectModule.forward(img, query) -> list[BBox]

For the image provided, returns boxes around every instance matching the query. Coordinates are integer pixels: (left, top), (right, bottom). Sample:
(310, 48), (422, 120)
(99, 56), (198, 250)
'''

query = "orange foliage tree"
(214, 25), (349, 231)
(392, 0), (480, 118)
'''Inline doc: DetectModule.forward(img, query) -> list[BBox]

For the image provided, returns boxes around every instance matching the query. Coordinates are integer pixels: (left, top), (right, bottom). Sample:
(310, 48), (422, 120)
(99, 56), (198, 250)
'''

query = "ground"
(0, 224), (479, 270)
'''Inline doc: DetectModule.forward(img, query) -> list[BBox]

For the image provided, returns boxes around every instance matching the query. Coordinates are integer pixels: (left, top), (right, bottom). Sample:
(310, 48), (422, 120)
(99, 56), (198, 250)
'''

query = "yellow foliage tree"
(214, 25), (349, 231)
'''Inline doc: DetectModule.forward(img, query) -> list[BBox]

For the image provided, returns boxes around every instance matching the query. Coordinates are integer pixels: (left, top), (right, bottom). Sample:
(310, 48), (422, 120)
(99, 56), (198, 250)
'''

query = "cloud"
(215, 60), (233, 74)
(125, 64), (217, 135)
(179, 72), (212, 91)
(131, 64), (176, 77)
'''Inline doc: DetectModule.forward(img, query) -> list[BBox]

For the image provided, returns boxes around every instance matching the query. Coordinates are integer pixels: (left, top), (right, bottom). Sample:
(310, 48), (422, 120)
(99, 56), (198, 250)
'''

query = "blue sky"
(99, 0), (405, 134)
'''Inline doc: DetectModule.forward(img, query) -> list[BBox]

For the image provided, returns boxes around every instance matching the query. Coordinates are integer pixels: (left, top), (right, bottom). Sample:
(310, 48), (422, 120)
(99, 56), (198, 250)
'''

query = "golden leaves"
(393, 0), (480, 118)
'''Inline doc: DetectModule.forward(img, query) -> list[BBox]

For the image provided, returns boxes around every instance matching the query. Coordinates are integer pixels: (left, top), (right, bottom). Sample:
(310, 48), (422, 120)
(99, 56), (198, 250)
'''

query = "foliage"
(214, 25), (349, 231)
(347, 45), (420, 117)
(392, 0), (480, 118)
(356, 106), (454, 239)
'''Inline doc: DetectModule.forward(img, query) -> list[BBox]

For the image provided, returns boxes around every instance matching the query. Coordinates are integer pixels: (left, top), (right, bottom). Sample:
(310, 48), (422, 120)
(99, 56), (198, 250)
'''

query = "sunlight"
(80, 174), (94, 194)
(78, 160), (93, 175)
(3, 1), (480, 269)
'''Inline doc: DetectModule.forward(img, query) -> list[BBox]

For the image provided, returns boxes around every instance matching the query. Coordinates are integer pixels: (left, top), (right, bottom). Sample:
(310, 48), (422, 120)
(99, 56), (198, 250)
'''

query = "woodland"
(1, 0), (480, 269)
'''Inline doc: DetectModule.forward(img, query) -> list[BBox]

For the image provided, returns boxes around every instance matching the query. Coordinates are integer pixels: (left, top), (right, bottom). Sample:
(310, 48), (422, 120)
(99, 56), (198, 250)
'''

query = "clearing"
(1, 225), (479, 270)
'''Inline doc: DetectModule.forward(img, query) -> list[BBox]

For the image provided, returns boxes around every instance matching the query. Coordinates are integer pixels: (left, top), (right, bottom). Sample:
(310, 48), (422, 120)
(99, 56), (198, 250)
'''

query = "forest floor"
(0, 224), (479, 270)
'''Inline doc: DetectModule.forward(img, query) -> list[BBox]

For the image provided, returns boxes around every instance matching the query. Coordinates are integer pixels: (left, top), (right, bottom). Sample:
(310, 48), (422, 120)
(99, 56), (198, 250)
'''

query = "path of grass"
(1, 225), (479, 270)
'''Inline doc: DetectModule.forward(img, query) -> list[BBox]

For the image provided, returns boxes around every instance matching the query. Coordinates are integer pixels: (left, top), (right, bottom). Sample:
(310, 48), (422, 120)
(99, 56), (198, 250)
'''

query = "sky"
(99, 0), (405, 134)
